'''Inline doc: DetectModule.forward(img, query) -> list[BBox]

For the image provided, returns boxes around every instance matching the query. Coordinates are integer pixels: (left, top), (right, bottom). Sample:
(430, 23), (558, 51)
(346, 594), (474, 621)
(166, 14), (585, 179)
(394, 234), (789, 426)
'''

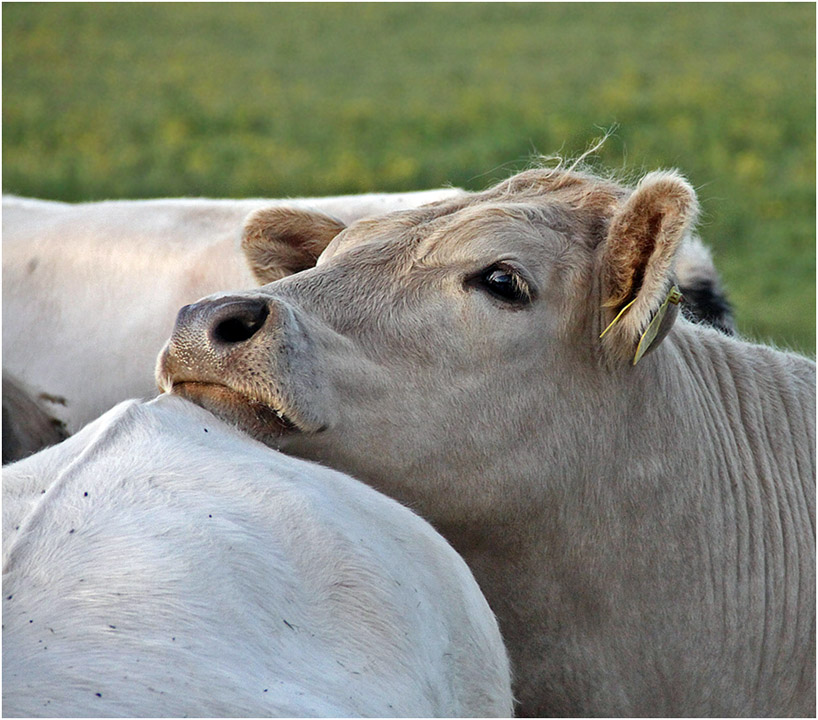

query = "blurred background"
(3, 3), (814, 353)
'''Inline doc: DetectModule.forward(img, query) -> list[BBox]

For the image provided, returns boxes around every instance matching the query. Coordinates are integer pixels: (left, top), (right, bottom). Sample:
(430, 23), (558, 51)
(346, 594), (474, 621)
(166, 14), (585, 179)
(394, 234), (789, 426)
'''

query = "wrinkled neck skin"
(442, 323), (815, 718)
(268, 256), (814, 717)
(289, 318), (813, 717)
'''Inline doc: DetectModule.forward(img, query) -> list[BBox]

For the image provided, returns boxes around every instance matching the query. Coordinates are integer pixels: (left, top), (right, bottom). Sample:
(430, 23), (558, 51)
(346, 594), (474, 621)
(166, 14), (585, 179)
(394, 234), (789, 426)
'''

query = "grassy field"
(3, 3), (814, 353)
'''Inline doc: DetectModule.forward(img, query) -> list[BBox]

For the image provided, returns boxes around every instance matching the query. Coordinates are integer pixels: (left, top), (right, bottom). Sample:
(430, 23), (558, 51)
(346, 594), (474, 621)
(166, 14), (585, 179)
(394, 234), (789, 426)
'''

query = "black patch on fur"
(679, 279), (735, 335)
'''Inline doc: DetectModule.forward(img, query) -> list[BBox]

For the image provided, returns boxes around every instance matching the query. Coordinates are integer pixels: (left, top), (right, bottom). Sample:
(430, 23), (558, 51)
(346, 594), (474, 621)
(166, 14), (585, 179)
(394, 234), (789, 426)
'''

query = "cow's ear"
(598, 170), (698, 366)
(242, 207), (347, 284)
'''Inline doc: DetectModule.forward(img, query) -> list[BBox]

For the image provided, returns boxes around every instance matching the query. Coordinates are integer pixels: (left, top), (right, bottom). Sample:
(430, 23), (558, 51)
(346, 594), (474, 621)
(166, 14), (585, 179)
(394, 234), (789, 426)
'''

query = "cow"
(2, 188), (733, 446)
(2, 373), (67, 464)
(2, 394), (512, 718)
(156, 165), (816, 717)
(2, 189), (462, 437)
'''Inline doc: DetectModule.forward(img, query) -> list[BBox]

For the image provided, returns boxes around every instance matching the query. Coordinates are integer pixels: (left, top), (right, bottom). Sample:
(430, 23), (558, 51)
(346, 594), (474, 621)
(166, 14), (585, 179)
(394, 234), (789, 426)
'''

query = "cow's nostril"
(211, 301), (269, 344)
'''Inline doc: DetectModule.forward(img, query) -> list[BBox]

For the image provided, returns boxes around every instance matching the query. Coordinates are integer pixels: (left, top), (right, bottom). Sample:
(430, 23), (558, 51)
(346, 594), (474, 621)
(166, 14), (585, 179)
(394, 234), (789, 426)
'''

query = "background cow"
(3, 394), (512, 717)
(157, 165), (815, 717)
(2, 373), (67, 464)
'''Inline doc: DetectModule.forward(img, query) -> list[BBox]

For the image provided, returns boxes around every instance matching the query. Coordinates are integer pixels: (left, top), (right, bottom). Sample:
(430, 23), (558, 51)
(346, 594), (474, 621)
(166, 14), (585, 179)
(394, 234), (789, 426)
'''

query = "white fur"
(2, 190), (462, 435)
(2, 395), (512, 717)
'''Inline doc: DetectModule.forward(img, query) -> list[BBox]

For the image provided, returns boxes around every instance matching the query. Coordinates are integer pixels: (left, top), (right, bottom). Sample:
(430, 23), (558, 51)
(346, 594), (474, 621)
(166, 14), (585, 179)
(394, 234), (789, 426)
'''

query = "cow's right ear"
(241, 207), (347, 285)
(598, 170), (698, 366)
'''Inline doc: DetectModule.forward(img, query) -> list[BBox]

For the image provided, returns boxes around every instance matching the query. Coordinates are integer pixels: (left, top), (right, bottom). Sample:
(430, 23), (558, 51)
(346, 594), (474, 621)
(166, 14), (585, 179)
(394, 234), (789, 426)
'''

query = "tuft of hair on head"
(536, 126), (622, 181)
(485, 129), (630, 210)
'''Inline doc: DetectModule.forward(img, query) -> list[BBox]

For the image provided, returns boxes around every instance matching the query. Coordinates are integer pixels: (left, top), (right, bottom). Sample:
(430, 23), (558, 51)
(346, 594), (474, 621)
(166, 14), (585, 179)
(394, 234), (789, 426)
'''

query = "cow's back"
(2, 395), (511, 717)
(3, 198), (257, 433)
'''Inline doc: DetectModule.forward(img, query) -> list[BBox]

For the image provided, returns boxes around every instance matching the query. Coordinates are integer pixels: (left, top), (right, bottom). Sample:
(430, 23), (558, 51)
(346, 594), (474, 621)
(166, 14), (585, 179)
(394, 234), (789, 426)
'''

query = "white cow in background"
(2, 190), (461, 437)
(2, 394), (512, 717)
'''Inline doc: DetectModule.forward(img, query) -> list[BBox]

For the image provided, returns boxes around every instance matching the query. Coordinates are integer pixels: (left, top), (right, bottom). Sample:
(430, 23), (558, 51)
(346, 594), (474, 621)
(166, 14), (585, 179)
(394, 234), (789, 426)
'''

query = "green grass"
(3, 3), (814, 354)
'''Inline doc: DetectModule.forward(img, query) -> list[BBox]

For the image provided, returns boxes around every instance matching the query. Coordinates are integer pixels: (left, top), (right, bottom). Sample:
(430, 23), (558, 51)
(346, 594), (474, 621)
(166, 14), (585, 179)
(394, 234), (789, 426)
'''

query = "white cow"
(157, 165), (815, 717)
(2, 190), (462, 436)
(2, 394), (512, 718)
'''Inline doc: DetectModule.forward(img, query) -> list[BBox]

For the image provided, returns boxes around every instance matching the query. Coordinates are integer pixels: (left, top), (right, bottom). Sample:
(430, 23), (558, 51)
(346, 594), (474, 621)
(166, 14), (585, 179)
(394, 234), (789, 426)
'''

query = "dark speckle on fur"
(37, 392), (67, 406)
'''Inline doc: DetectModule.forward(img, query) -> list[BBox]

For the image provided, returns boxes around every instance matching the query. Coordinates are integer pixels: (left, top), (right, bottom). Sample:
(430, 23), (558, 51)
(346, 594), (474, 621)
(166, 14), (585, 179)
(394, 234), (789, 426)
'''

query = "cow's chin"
(169, 382), (297, 446)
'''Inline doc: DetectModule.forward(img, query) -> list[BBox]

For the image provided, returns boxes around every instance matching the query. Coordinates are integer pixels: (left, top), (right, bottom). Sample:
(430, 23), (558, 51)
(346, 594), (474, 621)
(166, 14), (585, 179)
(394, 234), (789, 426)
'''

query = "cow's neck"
(441, 325), (815, 716)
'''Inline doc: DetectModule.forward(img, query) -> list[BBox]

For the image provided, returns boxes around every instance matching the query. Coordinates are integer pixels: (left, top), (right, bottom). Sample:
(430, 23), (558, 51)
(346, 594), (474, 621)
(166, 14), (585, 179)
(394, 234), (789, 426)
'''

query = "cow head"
(156, 168), (698, 528)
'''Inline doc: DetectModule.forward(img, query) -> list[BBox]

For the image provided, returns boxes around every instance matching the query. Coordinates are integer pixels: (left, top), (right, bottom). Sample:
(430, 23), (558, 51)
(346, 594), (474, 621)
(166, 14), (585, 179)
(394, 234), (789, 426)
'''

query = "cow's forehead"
(323, 169), (623, 269)
(411, 203), (574, 269)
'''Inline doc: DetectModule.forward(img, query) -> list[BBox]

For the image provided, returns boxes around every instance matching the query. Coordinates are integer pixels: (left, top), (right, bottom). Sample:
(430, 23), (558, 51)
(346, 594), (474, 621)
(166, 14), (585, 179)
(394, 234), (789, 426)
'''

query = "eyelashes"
(468, 263), (534, 306)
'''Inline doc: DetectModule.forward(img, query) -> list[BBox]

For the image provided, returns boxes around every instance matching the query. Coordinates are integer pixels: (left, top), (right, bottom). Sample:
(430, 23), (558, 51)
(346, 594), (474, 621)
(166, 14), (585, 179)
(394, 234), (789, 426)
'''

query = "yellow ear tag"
(632, 285), (683, 365)
(599, 296), (638, 340)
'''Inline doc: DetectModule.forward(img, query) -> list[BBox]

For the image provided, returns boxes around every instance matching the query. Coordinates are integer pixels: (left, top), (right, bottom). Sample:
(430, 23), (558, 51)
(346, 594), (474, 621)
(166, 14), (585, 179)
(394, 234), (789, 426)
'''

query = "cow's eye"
(475, 265), (532, 304)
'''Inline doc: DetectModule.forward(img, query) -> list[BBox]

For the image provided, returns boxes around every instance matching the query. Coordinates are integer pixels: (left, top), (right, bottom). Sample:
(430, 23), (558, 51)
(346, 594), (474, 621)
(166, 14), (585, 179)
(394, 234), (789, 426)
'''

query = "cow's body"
(157, 166), (815, 716)
(2, 190), (461, 435)
(2, 394), (512, 718)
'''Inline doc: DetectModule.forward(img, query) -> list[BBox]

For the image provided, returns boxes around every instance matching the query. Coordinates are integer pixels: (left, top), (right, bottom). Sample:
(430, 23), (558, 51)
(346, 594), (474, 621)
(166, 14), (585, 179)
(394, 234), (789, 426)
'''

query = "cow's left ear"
(598, 170), (699, 366)
(242, 207), (347, 285)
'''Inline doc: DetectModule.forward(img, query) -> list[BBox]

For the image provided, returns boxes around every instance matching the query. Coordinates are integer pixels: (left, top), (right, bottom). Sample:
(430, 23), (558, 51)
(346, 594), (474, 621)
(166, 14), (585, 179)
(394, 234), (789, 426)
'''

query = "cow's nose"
(208, 298), (270, 345)
(170, 296), (272, 352)
(158, 295), (276, 391)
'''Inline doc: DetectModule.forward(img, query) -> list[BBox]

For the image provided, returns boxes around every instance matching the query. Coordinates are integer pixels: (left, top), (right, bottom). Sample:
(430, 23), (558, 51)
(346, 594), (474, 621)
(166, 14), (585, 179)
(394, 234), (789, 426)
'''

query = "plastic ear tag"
(632, 285), (683, 365)
(599, 296), (637, 340)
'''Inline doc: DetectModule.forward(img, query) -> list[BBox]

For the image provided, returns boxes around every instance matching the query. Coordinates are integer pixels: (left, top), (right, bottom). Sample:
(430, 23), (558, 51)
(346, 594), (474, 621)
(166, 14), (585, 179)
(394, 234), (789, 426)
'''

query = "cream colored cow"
(3, 187), (731, 460)
(157, 165), (815, 717)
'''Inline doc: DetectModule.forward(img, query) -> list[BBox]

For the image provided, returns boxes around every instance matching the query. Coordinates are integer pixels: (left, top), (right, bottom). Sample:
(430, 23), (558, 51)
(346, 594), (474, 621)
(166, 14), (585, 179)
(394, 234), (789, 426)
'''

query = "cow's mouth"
(169, 381), (299, 440)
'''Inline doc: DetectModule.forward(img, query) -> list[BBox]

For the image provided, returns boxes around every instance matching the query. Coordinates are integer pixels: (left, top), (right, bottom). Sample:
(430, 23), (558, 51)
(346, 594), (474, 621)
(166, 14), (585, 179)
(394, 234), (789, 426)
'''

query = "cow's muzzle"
(158, 296), (274, 383)
(155, 294), (314, 438)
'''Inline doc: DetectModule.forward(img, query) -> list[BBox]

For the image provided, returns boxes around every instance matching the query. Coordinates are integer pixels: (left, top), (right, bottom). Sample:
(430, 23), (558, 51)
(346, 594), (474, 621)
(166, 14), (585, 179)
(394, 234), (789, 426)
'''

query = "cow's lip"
(169, 381), (300, 437)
